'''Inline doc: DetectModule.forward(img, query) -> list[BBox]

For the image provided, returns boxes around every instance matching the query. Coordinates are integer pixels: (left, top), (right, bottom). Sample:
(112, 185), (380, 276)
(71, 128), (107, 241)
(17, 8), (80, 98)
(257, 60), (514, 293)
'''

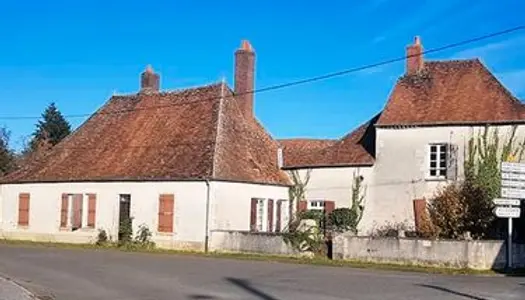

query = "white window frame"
(307, 200), (325, 211)
(427, 143), (448, 180)
(255, 198), (268, 232)
(65, 193), (89, 231)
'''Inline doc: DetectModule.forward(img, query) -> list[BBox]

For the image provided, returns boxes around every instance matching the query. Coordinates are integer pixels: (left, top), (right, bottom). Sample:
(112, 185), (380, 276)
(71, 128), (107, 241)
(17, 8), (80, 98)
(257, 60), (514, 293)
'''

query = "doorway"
(118, 194), (132, 242)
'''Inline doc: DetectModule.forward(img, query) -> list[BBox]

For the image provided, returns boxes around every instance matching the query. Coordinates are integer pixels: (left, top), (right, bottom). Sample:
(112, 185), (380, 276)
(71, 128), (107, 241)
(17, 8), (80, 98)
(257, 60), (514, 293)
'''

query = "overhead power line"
(1, 25), (524, 121)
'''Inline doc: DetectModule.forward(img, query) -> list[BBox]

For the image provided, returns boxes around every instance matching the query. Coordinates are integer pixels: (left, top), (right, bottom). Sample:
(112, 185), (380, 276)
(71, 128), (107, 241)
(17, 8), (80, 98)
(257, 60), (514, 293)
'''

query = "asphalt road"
(0, 245), (524, 300)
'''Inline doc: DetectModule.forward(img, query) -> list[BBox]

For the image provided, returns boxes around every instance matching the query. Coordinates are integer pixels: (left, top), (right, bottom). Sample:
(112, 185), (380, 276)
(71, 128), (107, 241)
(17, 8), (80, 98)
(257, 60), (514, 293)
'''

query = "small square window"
(308, 200), (325, 211)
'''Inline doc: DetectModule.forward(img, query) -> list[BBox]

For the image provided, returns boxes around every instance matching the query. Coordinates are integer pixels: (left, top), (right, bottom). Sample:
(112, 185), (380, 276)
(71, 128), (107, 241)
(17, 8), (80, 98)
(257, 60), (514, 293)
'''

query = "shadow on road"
(186, 278), (281, 300)
(225, 277), (280, 300)
(187, 295), (218, 299)
(416, 284), (489, 300)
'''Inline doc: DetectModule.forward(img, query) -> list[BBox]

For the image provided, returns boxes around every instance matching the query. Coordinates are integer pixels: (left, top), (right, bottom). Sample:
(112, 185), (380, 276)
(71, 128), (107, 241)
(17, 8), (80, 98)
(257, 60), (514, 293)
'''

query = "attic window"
(428, 144), (447, 179)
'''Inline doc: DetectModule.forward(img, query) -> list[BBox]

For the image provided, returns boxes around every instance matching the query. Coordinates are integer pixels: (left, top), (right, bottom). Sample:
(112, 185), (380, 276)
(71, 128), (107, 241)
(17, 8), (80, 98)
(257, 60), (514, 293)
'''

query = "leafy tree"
(0, 127), (15, 176)
(349, 171), (366, 229)
(29, 102), (71, 152)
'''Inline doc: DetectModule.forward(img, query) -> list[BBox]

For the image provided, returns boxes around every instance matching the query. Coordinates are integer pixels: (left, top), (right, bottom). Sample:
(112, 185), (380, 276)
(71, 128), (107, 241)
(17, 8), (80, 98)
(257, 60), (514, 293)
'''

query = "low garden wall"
(333, 234), (525, 270)
(209, 230), (296, 255)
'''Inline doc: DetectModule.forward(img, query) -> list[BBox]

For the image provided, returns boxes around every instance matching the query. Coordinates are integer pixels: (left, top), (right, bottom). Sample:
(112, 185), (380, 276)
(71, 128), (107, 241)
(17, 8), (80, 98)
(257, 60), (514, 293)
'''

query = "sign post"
(497, 162), (525, 270)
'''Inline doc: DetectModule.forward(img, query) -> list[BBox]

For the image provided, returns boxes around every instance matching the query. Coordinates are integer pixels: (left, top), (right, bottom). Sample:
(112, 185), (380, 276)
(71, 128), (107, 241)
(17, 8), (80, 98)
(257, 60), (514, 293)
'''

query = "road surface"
(0, 244), (524, 300)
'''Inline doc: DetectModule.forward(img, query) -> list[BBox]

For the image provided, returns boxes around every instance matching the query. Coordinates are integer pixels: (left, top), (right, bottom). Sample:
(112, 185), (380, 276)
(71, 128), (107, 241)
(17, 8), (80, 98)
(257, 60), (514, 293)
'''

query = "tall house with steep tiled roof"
(0, 41), (292, 249)
(280, 36), (524, 235)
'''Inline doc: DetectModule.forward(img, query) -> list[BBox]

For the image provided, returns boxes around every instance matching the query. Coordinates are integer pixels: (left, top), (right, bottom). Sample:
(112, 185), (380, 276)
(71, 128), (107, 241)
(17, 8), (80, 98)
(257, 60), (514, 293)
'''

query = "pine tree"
(29, 102), (71, 151)
(0, 127), (14, 176)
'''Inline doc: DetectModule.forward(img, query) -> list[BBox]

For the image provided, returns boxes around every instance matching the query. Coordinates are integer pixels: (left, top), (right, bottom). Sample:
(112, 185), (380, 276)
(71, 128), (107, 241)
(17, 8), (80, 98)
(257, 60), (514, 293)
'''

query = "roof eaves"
(375, 119), (525, 128)
(282, 162), (374, 170)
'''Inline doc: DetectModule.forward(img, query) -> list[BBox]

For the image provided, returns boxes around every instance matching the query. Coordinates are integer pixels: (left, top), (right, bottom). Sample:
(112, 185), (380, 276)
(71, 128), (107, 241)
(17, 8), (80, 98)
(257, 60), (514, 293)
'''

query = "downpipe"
(204, 179), (211, 253)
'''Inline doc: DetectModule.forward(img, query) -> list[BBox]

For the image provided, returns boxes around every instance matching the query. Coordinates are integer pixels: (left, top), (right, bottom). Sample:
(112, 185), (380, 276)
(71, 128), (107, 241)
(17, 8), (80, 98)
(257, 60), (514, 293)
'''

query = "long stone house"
(0, 41), (293, 249)
(280, 37), (525, 234)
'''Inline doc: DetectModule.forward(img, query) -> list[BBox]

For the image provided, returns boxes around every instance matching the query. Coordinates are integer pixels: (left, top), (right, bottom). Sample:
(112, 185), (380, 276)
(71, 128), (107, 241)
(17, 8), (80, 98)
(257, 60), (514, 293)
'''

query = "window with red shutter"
(87, 194), (97, 228)
(18, 193), (30, 226)
(275, 200), (282, 233)
(72, 194), (83, 230)
(267, 199), (274, 232)
(60, 193), (69, 228)
(324, 201), (335, 215)
(158, 194), (174, 233)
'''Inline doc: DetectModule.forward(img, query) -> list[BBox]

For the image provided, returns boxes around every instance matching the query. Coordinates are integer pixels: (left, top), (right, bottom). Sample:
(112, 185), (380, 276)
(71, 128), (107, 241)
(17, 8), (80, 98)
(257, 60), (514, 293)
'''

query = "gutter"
(204, 179), (211, 253)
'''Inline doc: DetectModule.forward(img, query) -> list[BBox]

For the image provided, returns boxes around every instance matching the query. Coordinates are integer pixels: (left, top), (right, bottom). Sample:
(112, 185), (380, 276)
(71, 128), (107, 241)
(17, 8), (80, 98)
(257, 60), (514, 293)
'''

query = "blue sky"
(1, 0), (524, 151)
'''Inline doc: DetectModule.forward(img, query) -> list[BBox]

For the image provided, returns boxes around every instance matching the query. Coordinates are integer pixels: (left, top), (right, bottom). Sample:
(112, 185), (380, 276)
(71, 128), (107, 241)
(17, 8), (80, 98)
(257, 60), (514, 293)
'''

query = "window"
(428, 144), (447, 179)
(60, 193), (96, 231)
(158, 194), (175, 233)
(250, 198), (275, 232)
(308, 200), (325, 211)
(18, 193), (30, 227)
(256, 199), (266, 231)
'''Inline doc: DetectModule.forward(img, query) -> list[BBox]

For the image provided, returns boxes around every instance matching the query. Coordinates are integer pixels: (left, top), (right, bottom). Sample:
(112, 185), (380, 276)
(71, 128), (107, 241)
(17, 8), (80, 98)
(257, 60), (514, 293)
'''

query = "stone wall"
(333, 234), (525, 270)
(209, 230), (296, 255)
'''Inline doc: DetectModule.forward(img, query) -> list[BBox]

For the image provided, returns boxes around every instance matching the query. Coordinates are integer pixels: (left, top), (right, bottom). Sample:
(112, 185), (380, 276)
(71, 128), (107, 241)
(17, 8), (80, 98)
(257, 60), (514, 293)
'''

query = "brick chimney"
(140, 65), (160, 93)
(234, 40), (255, 119)
(406, 36), (424, 75)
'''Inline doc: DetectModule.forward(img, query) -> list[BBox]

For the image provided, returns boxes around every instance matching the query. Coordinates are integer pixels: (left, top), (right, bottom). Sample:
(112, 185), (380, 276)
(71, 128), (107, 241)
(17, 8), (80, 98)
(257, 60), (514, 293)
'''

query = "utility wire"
(1, 25), (524, 121)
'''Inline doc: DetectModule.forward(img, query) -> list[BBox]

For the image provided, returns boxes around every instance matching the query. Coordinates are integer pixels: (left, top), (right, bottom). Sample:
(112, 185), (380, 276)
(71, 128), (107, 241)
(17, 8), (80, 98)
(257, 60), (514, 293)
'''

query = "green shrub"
(134, 224), (155, 249)
(96, 229), (109, 246)
(328, 208), (357, 233)
(118, 217), (133, 246)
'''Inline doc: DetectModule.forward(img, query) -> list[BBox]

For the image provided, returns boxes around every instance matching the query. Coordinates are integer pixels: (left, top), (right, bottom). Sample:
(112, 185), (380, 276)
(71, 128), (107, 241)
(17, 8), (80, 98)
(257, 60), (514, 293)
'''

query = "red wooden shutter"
(298, 200), (308, 212)
(413, 199), (427, 232)
(267, 199), (274, 232)
(275, 200), (282, 233)
(87, 194), (97, 228)
(72, 194), (83, 228)
(324, 201), (335, 215)
(60, 193), (69, 228)
(18, 193), (30, 226)
(158, 194), (174, 232)
(250, 198), (258, 232)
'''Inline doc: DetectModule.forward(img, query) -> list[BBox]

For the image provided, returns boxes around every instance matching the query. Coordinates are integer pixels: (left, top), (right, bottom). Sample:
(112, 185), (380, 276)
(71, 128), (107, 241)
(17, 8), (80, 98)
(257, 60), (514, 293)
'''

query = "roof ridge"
(111, 82), (223, 98)
(211, 82), (227, 178)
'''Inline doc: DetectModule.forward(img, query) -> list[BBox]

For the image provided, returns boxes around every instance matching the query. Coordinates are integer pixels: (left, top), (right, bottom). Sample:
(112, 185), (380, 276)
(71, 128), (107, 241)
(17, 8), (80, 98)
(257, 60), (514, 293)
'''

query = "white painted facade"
(0, 180), (289, 249)
(290, 124), (525, 235)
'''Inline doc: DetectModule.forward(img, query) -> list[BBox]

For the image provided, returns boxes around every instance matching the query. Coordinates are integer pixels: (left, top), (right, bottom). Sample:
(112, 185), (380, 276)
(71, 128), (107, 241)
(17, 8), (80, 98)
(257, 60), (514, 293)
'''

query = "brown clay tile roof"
(2, 83), (290, 185)
(377, 59), (524, 126)
(279, 114), (380, 169)
(278, 139), (337, 167)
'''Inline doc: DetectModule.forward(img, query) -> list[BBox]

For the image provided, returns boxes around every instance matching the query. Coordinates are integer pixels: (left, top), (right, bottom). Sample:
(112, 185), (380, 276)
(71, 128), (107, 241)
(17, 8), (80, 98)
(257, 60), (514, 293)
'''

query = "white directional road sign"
(493, 198), (521, 206)
(493, 206), (521, 218)
(502, 162), (525, 173)
(501, 187), (525, 199)
(502, 180), (525, 188)
(502, 172), (525, 181)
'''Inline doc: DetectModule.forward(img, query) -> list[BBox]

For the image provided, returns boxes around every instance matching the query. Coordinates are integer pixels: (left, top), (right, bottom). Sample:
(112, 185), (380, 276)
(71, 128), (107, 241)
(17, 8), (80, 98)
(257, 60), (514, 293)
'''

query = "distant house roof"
(279, 114), (379, 169)
(3, 82), (290, 185)
(377, 59), (525, 127)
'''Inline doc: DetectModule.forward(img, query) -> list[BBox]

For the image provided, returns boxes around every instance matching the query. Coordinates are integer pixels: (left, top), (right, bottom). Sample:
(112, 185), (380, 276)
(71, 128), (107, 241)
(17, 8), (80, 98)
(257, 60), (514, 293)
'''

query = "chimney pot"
(140, 65), (160, 93)
(406, 36), (424, 75)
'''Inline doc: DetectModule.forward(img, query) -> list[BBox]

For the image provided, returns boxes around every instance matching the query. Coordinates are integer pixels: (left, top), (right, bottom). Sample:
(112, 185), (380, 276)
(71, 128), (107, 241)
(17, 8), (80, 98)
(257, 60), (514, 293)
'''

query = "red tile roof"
(377, 59), (524, 126)
(279, 114), (379, 169)
(2, 83), (290, 185)
(278, 138), (337, 167)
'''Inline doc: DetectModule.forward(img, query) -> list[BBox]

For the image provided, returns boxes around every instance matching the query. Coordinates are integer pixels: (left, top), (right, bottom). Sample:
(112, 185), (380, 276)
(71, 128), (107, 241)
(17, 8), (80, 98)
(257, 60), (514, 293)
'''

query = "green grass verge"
(0, 238), (517, 276)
